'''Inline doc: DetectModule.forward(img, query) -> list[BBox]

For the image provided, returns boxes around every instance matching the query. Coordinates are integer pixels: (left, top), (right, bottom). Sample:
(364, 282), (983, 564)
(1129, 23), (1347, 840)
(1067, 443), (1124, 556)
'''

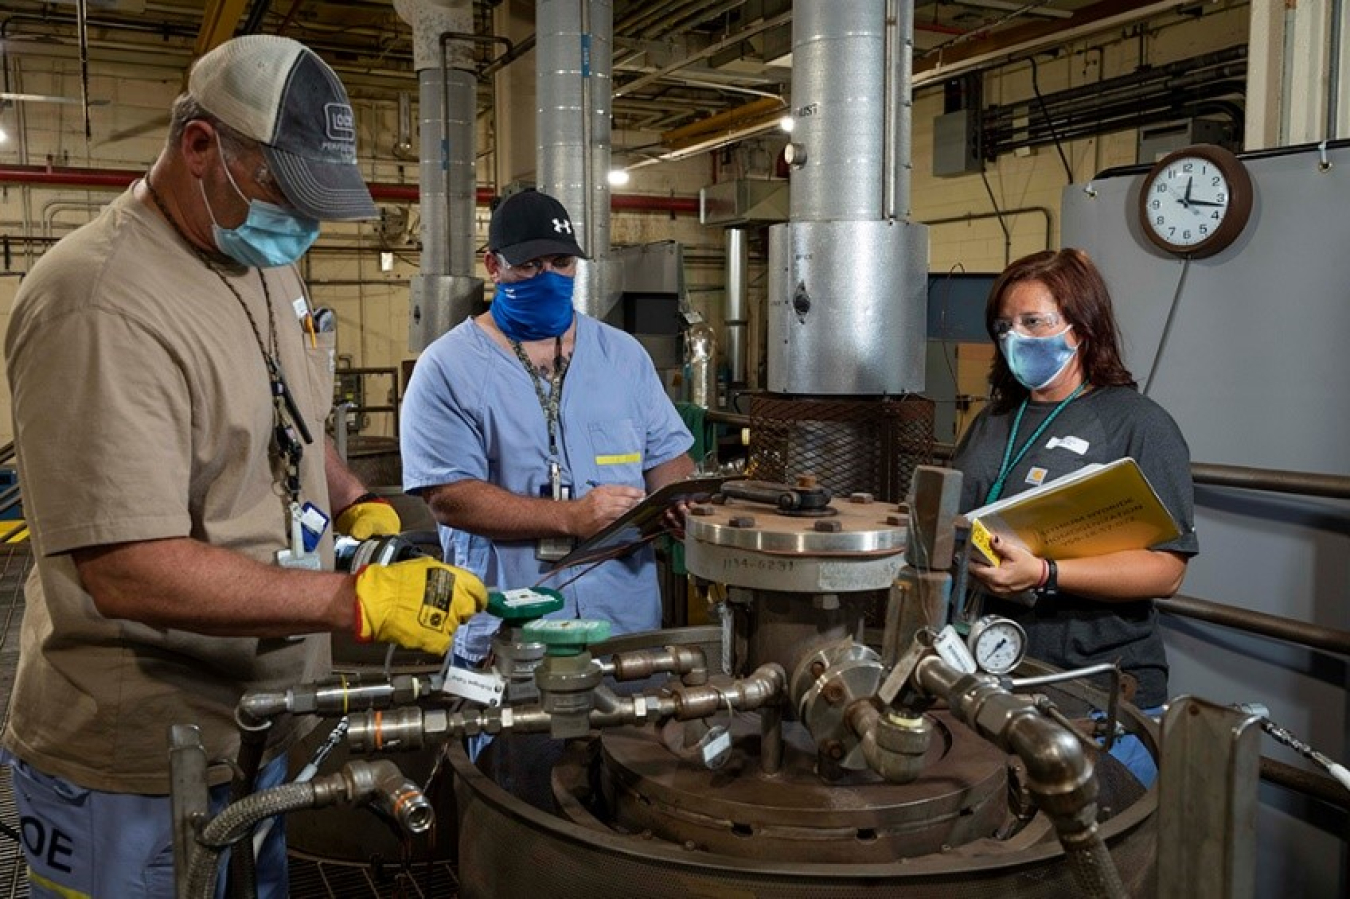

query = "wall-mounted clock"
(1137, 143), (1254, 259)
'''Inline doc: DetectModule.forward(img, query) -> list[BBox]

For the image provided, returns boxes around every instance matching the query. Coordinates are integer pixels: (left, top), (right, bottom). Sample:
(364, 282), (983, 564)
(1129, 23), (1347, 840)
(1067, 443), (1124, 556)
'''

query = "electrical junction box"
(933, 108), (983, 177)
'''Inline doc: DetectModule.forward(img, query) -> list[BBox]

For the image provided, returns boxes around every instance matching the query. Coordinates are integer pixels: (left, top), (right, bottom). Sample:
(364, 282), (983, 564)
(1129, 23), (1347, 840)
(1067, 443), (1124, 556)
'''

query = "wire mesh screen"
(746, 395), (936, 504)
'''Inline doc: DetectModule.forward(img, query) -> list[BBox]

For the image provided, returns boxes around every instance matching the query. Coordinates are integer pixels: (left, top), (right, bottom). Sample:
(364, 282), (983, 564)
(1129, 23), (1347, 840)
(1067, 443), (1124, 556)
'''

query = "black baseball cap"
(189, 35), (377, 221)
(488, 189), (587, 266)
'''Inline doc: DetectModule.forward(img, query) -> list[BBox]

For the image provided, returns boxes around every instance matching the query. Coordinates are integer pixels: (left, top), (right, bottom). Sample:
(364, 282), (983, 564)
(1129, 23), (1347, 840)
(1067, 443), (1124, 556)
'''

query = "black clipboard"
(548, 475), (730, 570)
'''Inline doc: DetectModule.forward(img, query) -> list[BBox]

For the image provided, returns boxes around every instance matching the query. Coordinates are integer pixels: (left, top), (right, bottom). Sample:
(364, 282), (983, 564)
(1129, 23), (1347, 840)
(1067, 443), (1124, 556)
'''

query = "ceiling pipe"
(0, 164), (699, 214)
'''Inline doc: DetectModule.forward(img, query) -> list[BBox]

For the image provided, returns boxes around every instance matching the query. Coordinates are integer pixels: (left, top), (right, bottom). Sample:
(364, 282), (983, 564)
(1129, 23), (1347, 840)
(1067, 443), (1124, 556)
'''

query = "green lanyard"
(984, 383), (1087, 504)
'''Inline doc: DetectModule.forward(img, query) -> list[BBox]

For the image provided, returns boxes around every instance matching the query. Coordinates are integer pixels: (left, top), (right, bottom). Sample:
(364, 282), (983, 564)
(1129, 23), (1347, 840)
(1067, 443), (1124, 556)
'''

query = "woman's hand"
(966, 534), (1045, 598)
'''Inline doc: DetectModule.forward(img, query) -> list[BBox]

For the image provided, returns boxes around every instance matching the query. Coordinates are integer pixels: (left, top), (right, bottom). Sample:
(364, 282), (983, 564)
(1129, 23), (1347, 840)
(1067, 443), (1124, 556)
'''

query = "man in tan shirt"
(2, 35), (485, 897)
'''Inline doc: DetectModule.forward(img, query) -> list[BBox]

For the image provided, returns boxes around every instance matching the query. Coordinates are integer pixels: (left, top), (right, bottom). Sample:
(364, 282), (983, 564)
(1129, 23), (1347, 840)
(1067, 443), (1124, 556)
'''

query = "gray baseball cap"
(189, 35), (377, 221)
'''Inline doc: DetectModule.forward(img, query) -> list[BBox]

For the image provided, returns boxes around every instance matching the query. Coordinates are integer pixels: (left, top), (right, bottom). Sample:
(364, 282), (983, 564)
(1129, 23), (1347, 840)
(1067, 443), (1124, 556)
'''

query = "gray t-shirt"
(952, 386), (1198, 707)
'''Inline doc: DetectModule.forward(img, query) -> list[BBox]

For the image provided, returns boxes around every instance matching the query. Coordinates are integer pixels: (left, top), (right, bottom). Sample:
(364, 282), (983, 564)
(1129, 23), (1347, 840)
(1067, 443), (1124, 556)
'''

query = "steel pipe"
(1157, 594), (1350, 657)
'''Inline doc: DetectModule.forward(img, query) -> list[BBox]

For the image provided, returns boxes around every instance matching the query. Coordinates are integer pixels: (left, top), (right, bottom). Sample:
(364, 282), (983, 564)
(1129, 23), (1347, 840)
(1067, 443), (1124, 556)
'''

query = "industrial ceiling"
(0, 0), (1185, 151)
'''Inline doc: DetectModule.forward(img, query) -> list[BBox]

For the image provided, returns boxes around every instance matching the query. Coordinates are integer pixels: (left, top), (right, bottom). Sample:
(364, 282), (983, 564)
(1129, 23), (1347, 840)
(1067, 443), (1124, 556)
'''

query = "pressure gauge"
(966, 615), (1027, 676)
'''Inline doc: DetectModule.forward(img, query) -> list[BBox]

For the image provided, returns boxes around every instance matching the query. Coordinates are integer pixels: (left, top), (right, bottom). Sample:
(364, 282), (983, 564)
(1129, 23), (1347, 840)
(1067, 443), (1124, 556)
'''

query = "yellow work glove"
(353, 557), (488, 656)
(336, 493), (402, 539)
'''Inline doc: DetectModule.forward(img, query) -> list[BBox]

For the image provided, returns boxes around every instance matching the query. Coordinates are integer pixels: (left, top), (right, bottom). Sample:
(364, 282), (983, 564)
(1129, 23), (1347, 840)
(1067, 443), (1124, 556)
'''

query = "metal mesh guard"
(747, 395), (935, 504)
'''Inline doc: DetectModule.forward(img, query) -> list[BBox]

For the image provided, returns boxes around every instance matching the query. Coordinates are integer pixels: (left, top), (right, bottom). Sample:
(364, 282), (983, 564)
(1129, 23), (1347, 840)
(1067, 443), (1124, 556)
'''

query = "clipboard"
(548, 475), (730, 570)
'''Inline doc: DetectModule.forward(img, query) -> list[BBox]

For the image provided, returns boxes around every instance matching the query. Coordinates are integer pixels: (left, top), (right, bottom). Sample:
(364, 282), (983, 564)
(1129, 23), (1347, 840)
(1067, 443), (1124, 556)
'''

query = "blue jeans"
(1097, 704), (1163, 788)
(2, 750), (289, 899)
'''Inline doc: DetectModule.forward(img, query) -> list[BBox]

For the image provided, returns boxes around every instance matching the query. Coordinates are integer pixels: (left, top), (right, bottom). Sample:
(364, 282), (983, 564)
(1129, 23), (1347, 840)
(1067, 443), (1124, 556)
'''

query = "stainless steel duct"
(767, 0), (927, 396)
(536, 0), (622, 320)
(725, 227), (748, 387)
(396, 0), (485, 351)
(790, 1), (887, 221)
(887, 0), (915, 219)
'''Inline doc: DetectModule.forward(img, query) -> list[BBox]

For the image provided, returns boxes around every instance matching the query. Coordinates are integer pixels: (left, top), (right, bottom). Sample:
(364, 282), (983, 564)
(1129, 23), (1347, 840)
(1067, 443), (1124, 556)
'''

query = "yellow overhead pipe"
(660, 97), (786, 152)
(193, 0), (252, 58)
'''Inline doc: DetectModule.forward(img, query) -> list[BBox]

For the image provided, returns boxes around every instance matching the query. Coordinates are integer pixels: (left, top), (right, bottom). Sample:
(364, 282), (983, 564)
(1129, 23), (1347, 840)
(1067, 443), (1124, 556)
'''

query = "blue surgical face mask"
(490, 269), (576, 341)
(1000, 325), (1077, 391)
(202, 140), (320, 268)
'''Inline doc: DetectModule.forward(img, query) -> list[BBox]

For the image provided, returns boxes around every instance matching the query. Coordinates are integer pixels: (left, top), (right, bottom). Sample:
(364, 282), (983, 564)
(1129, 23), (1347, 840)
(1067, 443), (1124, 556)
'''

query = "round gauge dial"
(966, 615), (1027, 676)
(1137, 143), (1253, 259)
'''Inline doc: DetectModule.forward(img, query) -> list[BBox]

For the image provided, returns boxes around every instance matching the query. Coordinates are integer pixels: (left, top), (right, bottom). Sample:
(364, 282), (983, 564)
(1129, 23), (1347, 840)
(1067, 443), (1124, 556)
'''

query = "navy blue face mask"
(490, 270), (576, 341)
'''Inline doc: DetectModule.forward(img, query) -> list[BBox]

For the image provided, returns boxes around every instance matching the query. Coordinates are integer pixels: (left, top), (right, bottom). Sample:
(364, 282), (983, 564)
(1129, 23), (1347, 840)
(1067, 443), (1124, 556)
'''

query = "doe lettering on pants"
(3, 750), (289, 899)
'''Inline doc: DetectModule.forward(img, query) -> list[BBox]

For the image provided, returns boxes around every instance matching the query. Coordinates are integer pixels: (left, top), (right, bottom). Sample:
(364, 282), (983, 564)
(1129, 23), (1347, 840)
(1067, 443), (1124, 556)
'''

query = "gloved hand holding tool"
(353, 557), (488, 655)
(336, 491), (402, 539)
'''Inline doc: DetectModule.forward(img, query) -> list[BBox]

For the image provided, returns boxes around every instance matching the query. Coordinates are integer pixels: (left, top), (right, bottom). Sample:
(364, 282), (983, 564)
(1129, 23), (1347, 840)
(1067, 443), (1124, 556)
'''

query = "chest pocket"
(587, 420), (643, 484)
(303, 330), (337, 427)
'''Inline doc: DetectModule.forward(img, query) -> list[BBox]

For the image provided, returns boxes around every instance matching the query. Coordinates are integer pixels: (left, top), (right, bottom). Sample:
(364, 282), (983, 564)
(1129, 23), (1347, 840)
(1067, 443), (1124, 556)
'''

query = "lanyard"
(984, 382), (1087, 504)
(510, 335), (570, 461)
(145, 177), (309, 506)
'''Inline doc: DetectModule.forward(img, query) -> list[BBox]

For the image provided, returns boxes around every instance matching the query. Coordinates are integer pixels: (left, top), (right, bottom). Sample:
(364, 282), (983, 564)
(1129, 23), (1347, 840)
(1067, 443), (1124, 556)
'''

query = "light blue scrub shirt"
(402, 314), (693, 652)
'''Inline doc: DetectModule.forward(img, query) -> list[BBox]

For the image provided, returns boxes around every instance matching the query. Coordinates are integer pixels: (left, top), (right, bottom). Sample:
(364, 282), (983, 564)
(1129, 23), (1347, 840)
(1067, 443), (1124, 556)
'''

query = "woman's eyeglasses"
(993, 311), (1064, 337)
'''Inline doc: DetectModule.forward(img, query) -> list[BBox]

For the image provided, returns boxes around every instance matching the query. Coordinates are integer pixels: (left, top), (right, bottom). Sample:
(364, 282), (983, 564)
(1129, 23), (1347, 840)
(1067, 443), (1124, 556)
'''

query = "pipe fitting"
(858, 707), (931, 783)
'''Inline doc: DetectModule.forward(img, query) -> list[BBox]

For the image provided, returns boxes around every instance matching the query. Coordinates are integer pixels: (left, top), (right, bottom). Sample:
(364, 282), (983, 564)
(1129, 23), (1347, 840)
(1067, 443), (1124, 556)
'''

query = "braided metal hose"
(185, 782), (320, 899)
(184, 760), (430, 899)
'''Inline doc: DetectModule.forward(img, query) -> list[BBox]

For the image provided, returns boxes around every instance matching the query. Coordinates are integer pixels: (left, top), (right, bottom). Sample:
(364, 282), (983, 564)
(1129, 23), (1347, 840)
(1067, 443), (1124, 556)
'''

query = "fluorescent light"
(607, 168), (630, 186)
(779, 116), (794, 133)
(0, 125), (7, 144)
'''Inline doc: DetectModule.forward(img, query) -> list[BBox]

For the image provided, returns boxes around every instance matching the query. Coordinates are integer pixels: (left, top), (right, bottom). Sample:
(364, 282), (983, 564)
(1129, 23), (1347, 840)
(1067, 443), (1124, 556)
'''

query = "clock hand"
(1188, 199), (1225, 207)
(1184, 176), (1193, 206)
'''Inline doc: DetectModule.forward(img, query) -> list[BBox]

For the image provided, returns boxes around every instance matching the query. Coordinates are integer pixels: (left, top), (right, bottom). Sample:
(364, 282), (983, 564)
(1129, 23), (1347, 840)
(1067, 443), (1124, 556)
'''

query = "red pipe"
(0, 164), (700, 215)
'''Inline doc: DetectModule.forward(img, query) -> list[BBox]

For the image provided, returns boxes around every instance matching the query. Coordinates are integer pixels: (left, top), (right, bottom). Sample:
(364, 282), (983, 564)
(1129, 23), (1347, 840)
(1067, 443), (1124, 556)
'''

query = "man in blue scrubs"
(401, 189), (694, 651)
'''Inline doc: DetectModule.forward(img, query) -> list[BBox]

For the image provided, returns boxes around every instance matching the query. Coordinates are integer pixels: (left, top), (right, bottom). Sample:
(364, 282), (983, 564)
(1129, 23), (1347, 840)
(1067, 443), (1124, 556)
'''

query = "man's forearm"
(325, 439), (373, 513)
(425, 480), (575, 540)
(645, 453), (695, 491)
(73, 537), (356, 637)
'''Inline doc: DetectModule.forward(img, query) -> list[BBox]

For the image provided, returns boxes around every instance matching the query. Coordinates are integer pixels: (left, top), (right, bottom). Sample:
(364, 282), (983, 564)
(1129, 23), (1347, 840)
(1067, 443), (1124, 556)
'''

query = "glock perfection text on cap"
(189, 35), (377, 221)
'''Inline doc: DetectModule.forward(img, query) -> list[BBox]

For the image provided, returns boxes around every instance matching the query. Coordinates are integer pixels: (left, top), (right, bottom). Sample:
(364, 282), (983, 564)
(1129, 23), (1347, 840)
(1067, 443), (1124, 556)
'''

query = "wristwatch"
(1035, 558), (1059, 599)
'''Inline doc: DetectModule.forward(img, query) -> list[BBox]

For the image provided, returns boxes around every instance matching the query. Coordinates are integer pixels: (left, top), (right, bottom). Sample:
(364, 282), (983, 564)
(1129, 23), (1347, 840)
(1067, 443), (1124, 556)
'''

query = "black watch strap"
(1036, 558), (1059, 598)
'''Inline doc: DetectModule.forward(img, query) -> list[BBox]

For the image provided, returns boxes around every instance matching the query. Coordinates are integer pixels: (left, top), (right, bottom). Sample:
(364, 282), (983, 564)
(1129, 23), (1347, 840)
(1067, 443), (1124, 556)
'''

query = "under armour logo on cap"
(488, 188), (587, 266)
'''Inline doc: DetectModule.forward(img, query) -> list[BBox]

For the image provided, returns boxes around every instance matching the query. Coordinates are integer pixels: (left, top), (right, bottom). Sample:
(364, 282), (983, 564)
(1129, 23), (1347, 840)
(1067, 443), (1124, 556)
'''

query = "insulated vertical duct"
(767, 0), (927, 395)
(725, 227), (749, 387)
(536, 0), (622, 320)
(397, 0), (485, 351)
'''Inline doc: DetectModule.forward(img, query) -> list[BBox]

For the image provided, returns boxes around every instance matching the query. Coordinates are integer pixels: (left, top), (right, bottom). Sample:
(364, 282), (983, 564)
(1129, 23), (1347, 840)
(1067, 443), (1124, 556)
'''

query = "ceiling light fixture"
(607, 168), (630, 187)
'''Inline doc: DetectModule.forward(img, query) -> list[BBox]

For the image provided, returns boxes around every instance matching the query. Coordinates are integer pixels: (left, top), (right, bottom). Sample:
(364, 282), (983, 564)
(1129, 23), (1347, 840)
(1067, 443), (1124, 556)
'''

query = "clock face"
(1138, 144), (1253, 259)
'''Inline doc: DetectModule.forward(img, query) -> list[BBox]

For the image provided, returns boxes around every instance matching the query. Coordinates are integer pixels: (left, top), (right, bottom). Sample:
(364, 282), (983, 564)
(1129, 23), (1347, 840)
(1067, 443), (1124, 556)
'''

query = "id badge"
(299, 502), (329, 553)
(277, 502), (323, 570)
(536, 482), (575, 562)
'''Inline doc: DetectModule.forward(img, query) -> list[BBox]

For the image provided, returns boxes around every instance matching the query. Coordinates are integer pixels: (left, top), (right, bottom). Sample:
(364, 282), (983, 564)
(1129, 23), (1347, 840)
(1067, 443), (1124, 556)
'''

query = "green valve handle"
(486, 587), (565, 623)
(522, 618), (612, 656)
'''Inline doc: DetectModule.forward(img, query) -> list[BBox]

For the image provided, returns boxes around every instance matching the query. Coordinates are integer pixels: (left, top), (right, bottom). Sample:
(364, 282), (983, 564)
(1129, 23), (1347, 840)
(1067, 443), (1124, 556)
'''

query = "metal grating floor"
(0, 543), (458, 898)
